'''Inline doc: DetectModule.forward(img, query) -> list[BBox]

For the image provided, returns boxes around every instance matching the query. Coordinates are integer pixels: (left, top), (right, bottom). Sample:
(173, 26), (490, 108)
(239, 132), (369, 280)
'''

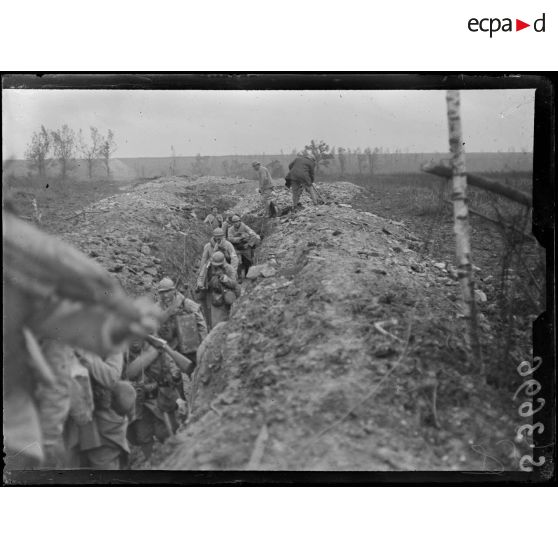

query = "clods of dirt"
(158, 187), (521, 471)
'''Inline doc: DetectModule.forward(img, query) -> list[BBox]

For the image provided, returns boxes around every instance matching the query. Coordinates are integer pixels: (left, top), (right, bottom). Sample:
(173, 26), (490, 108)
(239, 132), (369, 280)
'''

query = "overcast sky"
(2, 89), (535, 159)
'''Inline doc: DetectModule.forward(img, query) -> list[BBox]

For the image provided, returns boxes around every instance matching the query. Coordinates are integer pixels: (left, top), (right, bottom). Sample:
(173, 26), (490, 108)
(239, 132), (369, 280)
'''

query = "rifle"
(145, 334), (194, 376)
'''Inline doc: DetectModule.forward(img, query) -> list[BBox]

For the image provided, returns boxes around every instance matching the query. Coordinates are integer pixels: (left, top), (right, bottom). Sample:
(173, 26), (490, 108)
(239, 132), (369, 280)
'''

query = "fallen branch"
(374, 318), (402, 342)
(422, 162), (532, 207)
(246, 423), (269, 470)
(431, 381), (441, 429)
(209, 403), (222, 417)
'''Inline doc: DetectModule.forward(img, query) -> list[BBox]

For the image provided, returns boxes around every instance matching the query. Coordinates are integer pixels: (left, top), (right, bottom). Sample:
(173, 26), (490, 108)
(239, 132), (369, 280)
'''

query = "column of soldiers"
(196, 214), (260, 329)
(4, 209), (209, 471)
(193, 152), (321, 331)
(4, 153), (316, 471)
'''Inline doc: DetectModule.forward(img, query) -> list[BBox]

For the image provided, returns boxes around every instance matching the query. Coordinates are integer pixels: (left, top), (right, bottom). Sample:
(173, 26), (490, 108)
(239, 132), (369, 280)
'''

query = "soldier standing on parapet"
(287, 152), (319, 210)
(252, 161), (274, 217)
(226, 214), (261, 280)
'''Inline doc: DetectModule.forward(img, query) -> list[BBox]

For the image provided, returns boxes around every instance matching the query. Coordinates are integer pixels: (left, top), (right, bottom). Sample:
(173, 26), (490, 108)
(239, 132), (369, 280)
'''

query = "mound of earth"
(57, 176), (256, 295)
(157, 184), (523, 471)
(21, 174), (524, 472)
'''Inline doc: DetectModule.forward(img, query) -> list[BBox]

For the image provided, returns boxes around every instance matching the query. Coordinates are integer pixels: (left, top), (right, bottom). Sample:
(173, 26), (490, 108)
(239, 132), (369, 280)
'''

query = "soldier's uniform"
(252, 161), (274, 216)
(287, 155), (318, 208)
(227, 218), (261, 279)
(197, 231), (239, 284)
(127, 281), (207, 459)
(126, 346), (183, 458)
(203, 212), (223, 228)
(205, 253), (241, 328)
(3, 210), (159, 470)
(65, 351), (132, 470)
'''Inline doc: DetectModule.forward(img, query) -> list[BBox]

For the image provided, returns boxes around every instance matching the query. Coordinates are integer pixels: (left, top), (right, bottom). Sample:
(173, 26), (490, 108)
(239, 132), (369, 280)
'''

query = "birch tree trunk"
(446, 90), (484, 372)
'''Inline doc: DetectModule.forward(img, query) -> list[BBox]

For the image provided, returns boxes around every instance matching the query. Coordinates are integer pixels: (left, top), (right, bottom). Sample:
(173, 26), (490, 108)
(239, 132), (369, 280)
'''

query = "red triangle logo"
(516, 19), (530, 31)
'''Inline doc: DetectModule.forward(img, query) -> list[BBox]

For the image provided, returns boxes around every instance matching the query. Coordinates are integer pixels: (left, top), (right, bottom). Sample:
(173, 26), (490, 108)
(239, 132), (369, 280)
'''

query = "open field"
(4, 151), (533, 182)
(3, 163), (544, 473)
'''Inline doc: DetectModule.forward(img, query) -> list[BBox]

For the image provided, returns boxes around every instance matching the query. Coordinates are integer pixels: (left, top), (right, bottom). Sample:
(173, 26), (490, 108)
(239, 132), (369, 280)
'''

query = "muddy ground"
(5, 174), (534, 471)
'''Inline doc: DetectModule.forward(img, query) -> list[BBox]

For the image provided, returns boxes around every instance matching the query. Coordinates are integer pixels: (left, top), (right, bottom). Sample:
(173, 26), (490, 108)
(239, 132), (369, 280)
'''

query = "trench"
(46, 175), (523, 471)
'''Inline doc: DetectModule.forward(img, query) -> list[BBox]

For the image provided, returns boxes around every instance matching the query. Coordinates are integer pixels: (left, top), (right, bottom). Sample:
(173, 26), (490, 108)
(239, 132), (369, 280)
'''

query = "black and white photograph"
(2, 74), (554, 483)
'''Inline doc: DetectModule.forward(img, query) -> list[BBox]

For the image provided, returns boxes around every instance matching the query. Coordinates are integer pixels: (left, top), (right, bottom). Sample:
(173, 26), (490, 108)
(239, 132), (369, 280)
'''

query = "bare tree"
(337, 147), (347, 176)
(364, 147), (379, 176)
(51, 124), (76, 180)
(446, 90), (483, 372)
(355, 148), (367, 175)
(25, 125), (51, 178)
(170, 145), (177, 175)
(78, 126), (101, 180)
(304, 139), (335, 175)
(99, 129), (117, 178)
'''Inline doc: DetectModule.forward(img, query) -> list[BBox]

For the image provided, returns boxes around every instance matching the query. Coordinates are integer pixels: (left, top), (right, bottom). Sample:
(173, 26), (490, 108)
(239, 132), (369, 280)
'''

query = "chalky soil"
(43, 176), (520, 471)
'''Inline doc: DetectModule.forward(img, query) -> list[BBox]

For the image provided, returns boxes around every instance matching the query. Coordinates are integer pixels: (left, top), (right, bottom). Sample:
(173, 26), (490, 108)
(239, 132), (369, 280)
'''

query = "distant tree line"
(300, 140), (381, 177)
(25, 125), (117, 180)
(217, 140), (384, 180)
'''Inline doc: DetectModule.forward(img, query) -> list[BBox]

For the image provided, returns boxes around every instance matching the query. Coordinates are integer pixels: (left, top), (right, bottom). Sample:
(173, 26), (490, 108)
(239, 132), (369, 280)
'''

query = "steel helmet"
(211, 252), (225, 266)
(157, 277), (175, 292)
(213, 227), (225, 237)
(111, 381), (137, 416)
(252, 161), (261, 168)
(231, 214), (241, 223)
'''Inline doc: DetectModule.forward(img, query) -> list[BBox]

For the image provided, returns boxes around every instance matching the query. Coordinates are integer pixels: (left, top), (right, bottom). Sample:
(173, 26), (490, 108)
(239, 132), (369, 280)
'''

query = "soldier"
(222, 211), (233, 238)
(203, 206), (223, 229)
(35, 341), (80, 468)
(156, 277), (207, 367)
(206, 252), (241, 328)
(252, 161), (274, 216)
(287, 152), (319, 209)
(226, 214), (261, 280)
(65, 349), (135, 469)
(124, 339), (183, 462)
(197, 227), (239, 288)
(3, 210), (159, 469)
(125, 277), (206, 460)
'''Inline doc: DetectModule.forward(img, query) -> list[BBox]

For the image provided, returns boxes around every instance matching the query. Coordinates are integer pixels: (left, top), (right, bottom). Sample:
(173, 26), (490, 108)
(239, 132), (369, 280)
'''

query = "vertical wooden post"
(445, 90), (484, 372)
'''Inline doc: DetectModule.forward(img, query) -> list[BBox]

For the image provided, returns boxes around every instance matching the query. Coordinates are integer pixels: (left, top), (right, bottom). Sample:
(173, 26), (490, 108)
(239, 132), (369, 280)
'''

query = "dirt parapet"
(58, 176), (256, 295)
(160, 184), (519, 471)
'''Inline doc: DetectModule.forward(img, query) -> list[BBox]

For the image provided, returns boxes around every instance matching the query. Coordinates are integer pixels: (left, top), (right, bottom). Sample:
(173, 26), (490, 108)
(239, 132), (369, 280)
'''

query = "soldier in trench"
(125, 277), (207, 461)
(123, 337), (185, 462)
(226, 214), (261, 280)
(3, 209), (160, 469)
(203, 206), (223, 229)
(205, 252), (241, 328)
(197, 227), (239, 282)
(64, 349), (136, 469)
(34, 340), (136, 470)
